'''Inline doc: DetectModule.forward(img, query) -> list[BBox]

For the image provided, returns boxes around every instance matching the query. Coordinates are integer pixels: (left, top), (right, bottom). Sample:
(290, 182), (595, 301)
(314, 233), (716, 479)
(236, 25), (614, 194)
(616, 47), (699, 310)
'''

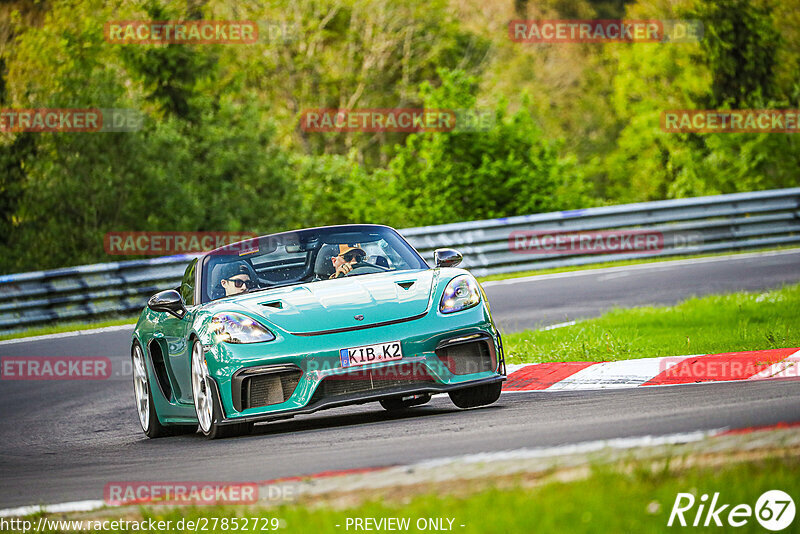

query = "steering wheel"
(345, 261), (390, 276)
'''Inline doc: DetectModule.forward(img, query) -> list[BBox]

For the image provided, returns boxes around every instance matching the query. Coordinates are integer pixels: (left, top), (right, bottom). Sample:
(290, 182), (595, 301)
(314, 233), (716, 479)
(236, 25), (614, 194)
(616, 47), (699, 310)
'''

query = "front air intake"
(309, 363), (434, 404)
(436, 340), (494, 375)
(232, 365), (302, 411)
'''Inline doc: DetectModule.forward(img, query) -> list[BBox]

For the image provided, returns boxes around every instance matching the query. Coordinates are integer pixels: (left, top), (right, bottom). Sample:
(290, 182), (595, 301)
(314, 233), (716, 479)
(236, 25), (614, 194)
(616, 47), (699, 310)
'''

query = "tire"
(448, 382), (503, 409)
(190, 339), (253, 439)
(132, 343), (196, 438)
(380, 393), (432, 411)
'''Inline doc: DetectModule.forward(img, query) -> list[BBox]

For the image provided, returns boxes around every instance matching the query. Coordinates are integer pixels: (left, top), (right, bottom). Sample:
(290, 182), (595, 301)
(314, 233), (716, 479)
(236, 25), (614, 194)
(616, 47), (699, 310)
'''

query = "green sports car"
(131, 225), (506, 439)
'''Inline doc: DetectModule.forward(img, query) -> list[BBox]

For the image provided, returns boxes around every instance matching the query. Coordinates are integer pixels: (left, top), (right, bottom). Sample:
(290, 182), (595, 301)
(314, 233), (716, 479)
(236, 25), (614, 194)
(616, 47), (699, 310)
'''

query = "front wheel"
(191, 340), (252, 439)
(132, 343), (195, 438)
(448, 382), (503, 409)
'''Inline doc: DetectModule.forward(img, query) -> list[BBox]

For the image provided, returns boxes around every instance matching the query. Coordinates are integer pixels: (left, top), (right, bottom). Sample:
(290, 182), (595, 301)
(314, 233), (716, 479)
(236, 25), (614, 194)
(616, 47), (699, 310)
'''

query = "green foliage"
(388, 70), (591, 226)
(0, 0), (294, 271)
(690, 0), (783, 108)
(117, 1), (215, 120)
(593, 0), (800, 201)
(286, 152), (402, 228)
(0, 133), (33, 250)
(0, 0), (798, 273)
(217, 0), (491, 167)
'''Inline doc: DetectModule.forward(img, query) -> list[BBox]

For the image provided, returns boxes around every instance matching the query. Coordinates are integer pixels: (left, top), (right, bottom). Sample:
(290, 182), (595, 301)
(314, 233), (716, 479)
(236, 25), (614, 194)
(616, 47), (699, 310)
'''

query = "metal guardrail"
(1, 188), (798, 333)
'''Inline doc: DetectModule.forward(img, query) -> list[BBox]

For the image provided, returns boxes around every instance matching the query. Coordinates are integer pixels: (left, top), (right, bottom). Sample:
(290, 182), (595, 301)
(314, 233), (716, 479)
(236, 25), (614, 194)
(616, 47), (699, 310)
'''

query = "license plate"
(340, 341), (403, 368)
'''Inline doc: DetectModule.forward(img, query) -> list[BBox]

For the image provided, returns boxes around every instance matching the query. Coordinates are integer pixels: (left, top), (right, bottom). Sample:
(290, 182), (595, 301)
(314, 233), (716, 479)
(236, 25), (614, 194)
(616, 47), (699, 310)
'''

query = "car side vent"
(260, 300), (283, 309)
(396, 281), (415, 290)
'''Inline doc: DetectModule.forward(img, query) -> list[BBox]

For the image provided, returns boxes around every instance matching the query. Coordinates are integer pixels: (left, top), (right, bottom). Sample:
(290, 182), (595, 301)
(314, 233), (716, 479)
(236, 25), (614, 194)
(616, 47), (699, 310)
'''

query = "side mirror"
(147, 290), (188, 319)
(434, 248), (463, 268)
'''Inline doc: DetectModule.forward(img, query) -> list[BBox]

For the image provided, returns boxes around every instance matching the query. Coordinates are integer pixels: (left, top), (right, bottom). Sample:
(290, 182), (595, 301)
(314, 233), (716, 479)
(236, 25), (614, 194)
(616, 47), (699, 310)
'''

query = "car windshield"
(200, 225), (428, 303)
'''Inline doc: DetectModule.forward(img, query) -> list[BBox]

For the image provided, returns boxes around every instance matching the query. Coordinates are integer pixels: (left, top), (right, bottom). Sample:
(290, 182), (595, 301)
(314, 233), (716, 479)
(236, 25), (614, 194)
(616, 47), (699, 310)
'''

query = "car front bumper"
(203, 304), (506, 425)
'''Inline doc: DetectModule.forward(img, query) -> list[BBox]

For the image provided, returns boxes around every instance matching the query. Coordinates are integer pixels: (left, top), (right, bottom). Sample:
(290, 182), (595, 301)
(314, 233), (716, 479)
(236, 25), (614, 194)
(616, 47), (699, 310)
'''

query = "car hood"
(228, 269), (435, 334)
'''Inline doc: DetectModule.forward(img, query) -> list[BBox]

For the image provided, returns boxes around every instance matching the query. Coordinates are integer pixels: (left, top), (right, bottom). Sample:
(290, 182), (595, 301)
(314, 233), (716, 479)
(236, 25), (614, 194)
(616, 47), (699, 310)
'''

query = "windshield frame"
(197, 224), (429, 304)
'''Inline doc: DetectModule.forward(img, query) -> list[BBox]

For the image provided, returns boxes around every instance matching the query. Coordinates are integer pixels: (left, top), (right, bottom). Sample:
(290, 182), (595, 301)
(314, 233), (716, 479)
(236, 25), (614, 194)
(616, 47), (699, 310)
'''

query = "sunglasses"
(226, 278), (254, 289)
(341, 251), (365, 262)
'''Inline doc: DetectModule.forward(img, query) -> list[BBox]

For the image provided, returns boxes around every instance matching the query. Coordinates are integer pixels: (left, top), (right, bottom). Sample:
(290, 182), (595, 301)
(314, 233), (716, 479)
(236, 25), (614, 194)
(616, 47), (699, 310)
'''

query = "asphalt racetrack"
(1, 250), (799, 508)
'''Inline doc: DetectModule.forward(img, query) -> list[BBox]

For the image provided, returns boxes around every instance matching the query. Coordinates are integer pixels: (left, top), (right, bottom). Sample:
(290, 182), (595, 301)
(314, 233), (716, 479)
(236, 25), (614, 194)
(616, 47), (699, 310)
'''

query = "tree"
(388, 69), (590, 226)
(690, 0), (782, 108)
(0, 0), (294, 272)
(214, 0), (491, 167)
(595, 0), (797, 201)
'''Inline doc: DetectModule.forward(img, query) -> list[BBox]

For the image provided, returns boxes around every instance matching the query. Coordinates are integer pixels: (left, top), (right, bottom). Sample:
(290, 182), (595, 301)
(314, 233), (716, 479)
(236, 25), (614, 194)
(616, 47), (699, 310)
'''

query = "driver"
(330, 244), (366, 279)
(219, 261), (255, 296)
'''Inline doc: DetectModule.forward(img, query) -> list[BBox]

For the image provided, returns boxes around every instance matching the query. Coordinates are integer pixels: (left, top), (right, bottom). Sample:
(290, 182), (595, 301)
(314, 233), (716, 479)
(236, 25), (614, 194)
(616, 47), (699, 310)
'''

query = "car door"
(159, 258), (198, 404)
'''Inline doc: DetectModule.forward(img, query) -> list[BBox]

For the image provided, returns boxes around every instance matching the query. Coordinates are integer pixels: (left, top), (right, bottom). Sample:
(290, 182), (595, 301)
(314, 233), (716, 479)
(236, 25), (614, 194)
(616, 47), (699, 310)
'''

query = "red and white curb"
(503, 348), (800, 392)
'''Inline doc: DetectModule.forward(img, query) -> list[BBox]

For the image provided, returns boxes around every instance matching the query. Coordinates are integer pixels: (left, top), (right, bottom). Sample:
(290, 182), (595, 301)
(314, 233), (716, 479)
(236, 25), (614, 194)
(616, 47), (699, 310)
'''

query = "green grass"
(0, 316), (136, 341)
(28, 453), (797, 533)
(476, 245), (799, 283)
(503, 283), (800, 364)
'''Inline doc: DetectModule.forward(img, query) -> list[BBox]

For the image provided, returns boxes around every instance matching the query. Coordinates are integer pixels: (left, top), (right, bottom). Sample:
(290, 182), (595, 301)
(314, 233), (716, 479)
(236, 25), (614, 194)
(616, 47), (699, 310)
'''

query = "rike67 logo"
(668, 490), (795, 530)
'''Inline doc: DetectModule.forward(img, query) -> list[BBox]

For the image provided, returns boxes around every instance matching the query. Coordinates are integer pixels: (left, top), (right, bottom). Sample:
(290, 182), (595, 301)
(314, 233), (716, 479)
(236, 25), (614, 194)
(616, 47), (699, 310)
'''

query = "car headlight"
(210, 312), (275, 344)
(440, 275), (481, 314)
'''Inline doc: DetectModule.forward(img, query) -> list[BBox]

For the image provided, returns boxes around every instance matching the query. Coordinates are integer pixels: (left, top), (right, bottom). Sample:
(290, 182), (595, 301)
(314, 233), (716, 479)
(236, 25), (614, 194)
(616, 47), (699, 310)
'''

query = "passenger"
(330, 244), (367, 279)
(219, 262), (255, 296)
